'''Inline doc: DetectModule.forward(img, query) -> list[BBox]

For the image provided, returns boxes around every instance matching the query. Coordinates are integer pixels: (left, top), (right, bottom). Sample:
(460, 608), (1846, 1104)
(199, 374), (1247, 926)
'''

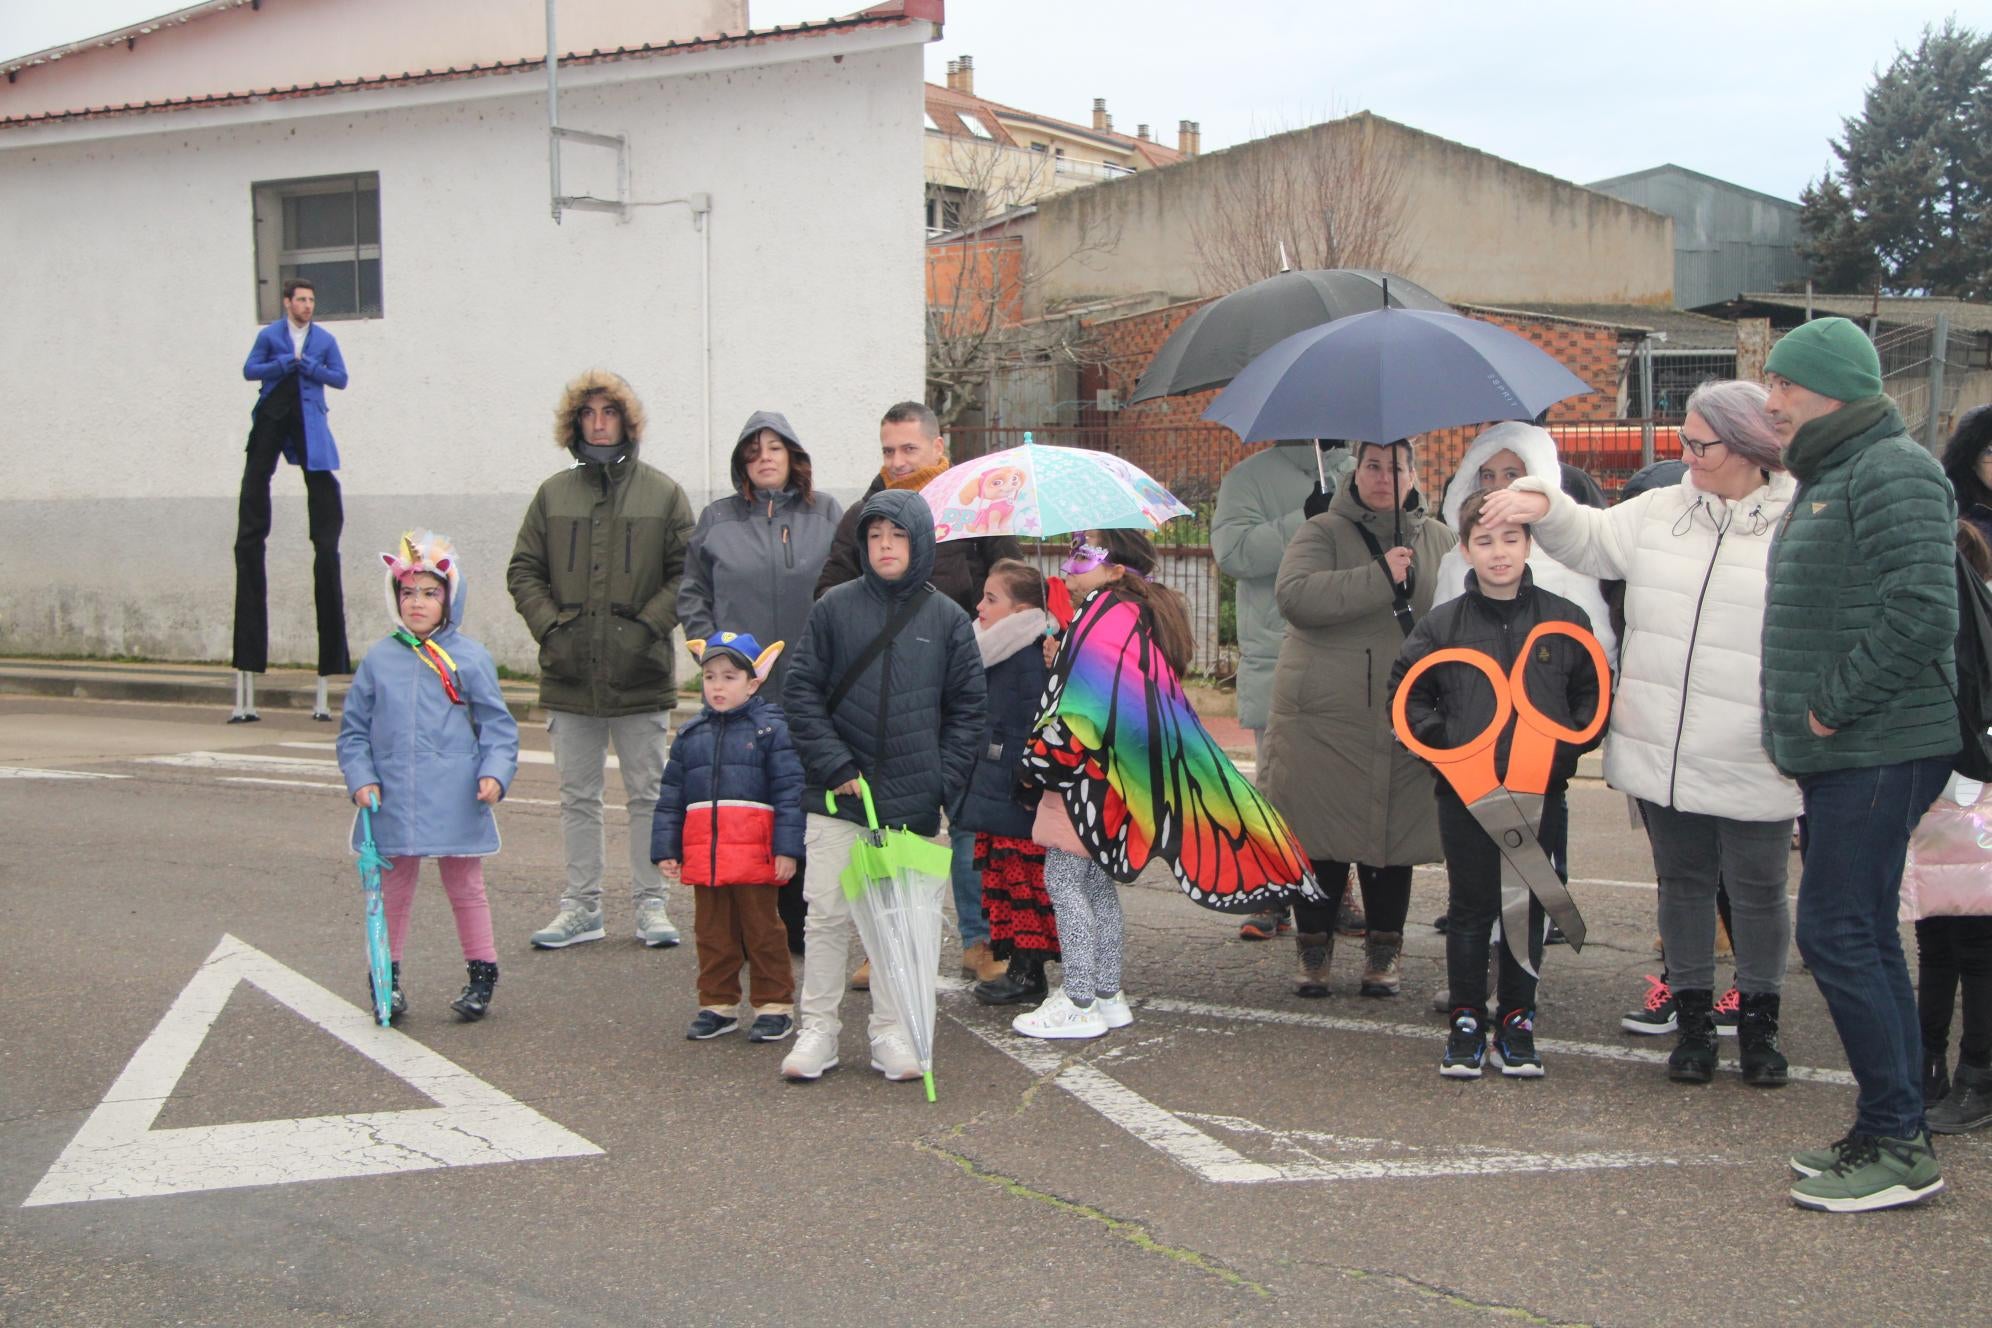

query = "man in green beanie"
(1760, 315), (1960, 1212)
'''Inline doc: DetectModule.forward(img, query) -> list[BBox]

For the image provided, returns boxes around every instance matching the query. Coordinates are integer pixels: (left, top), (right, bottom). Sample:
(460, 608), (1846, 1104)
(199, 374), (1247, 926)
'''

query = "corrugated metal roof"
(1712, 293), (1992, 336)
(2, 8), (926, 130)
(1457, 302), (1739, 351)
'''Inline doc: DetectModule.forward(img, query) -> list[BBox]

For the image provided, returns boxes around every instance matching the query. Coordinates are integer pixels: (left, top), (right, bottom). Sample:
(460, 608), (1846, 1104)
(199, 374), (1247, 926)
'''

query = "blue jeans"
(1793, 756), (1952, 1139)
(950, 824), (989, 950)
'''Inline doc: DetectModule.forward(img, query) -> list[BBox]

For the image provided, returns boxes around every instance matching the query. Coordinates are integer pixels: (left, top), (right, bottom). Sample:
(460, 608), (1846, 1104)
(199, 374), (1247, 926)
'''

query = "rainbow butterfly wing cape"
(1024, 589), (1321, 912)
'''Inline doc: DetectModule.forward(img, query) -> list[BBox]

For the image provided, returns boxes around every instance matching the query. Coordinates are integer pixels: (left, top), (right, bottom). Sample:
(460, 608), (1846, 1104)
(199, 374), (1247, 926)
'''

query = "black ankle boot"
(451, 960), (498, 1022)
(1737, 991), (1789, 1087)
(1668, 988), (1716, 1083)
(369, 961), (409, 1024)
(973, 952), (1047, 1006)
(1929, 1061), (1992, 1134)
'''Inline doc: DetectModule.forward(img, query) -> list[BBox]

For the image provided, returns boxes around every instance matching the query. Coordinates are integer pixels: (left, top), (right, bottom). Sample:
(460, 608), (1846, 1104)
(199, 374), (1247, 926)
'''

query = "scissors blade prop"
(1468, 791), (1586, 978)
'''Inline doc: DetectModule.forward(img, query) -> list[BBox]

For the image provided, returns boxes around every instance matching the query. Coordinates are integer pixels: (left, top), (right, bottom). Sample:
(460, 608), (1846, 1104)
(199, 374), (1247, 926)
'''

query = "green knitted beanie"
(1763, 316), (1883, 402)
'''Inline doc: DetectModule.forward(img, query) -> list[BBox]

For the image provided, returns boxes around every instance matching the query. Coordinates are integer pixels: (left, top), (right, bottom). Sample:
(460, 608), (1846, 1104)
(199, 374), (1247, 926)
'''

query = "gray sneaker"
(531, 905), (605, 949)
(636, 899), (681, 948)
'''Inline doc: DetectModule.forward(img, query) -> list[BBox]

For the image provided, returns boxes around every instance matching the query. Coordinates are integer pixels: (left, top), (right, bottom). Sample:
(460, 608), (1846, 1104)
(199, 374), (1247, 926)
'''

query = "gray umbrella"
(1127, 268), (1452, 406)
(1202, 307), (1597, 447)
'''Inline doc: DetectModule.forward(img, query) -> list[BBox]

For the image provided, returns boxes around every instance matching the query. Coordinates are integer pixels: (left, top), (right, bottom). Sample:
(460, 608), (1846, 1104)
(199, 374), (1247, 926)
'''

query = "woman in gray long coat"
(1261, 440), (1456, 999)
(678, 410), (844, 951)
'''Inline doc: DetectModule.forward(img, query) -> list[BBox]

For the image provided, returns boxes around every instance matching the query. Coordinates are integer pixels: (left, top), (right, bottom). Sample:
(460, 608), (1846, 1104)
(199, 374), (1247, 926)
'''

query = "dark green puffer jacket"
(507, 453), (695, 716)
(1760, 396), (1958, 774)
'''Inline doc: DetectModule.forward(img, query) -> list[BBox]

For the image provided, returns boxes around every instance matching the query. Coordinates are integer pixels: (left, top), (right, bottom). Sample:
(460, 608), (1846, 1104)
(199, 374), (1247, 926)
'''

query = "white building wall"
(0, 41), (925, 671)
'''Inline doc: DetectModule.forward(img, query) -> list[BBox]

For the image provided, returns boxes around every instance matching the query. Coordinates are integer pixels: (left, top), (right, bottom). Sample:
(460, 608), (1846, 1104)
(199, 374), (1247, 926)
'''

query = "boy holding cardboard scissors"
(1392, 491), (1609, 1078)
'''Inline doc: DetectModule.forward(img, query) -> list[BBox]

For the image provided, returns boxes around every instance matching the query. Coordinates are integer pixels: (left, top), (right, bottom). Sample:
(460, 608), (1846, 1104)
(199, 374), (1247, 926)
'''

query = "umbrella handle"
(822, 778), (883, 831)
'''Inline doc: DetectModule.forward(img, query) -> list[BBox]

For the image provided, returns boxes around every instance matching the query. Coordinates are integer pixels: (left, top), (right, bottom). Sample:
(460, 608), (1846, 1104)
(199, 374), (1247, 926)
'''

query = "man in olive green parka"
(509, 370), (696, 952)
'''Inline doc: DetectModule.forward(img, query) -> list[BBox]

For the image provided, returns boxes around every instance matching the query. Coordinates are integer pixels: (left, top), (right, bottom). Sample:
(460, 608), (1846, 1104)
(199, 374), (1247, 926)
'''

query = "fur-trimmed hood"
(1433, 420), (1617, 665)
(1441, 421), (1563, 530)
(552, 369), (646, 458)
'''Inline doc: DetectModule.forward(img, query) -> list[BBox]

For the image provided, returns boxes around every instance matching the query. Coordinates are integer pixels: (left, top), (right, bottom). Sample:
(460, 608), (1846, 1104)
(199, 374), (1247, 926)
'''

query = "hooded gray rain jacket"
(677, 411), (845, 704)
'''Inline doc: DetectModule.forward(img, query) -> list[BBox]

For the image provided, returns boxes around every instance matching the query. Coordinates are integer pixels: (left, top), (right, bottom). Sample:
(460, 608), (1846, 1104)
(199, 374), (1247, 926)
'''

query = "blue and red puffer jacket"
(650, 694), (805, 886)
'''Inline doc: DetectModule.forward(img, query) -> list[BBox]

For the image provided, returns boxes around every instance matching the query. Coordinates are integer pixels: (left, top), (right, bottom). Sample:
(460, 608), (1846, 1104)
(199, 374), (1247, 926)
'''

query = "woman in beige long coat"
(1260, 440), (1457, 999)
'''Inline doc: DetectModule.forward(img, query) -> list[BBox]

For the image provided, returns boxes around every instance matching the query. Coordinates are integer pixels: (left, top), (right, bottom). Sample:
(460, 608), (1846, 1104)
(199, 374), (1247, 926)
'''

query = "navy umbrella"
(1201, 306), (1596, 446)
(1128, 268), (1452, 406)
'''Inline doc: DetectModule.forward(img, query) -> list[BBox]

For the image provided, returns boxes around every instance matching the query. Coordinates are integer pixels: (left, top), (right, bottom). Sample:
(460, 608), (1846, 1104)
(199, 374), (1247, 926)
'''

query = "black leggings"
(1916, 916), (1992, 1067)
(1295, 861), (1412, 935)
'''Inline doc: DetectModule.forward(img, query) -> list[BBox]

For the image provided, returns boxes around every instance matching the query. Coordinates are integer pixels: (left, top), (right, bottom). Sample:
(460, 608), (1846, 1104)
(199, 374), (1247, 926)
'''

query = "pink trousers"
(380, 856), (497, 963)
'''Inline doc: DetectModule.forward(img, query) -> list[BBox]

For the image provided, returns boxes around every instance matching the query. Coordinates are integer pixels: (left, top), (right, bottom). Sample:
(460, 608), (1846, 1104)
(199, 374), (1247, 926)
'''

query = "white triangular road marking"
(23, 935), (601, 1207)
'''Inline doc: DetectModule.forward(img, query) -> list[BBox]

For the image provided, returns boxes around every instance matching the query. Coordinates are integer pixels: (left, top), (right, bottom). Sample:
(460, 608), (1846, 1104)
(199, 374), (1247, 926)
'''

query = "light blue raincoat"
(337, 567), (520, 857)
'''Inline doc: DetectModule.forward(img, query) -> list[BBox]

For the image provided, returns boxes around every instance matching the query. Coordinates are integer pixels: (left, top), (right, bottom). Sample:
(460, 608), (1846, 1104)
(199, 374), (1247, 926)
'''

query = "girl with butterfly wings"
(1014, 530), (1323, 1041)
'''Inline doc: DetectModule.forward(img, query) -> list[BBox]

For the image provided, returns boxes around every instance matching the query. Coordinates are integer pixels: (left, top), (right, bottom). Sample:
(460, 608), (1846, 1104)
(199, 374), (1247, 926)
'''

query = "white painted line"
(23, 935), (602, 1207)
(1178, 1113), (1712, 1181)
(1130, 995), (1856, 1086)
(953, 1018), (1281, 1183)
(141, 751), (339, 773)
(951, 1005), (1714, 1184)
(0, 767), (131, 781)
(284, 742), (580, 768)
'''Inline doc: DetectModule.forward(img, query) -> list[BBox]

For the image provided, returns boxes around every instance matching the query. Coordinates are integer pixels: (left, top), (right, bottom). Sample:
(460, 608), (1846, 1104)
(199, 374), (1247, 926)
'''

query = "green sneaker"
(1789, 1133), (1944, 1212)
(1789, 1130), (1857, 1178)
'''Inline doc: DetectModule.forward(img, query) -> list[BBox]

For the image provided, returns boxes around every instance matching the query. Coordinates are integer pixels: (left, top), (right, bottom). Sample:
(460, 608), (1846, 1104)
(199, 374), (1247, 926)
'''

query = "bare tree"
(1189, 113), (1411, 293)
(924, 135), (1121, 428)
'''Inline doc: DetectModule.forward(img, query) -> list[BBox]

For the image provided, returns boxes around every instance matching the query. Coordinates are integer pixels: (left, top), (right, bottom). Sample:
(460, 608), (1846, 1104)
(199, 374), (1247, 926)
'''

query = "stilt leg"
(312, 676), (333, 722)
(228, 670), (261, 724)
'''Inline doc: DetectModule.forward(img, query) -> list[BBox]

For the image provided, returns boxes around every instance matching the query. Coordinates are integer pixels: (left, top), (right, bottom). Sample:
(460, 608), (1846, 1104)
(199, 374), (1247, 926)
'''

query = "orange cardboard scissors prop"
(1392, 621), (1610, 976)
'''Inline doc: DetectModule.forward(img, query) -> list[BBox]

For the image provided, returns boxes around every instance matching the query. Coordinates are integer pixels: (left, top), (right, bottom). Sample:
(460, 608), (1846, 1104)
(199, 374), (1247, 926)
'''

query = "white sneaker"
(1094, 991), (1134, 1029)
(869, 1030), (923, 1081)
(635, 899), (681, 948)
(1012, 990), (1108, 1040)
(780, 1027), (840, 1082)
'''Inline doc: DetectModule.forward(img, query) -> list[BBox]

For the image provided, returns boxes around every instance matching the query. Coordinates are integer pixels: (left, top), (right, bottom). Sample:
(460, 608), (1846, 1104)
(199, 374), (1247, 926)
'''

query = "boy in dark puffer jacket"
(780, 489), (986, 1084)
(1393, 490), (1605, 1080)
(652, 632), (804, 1044)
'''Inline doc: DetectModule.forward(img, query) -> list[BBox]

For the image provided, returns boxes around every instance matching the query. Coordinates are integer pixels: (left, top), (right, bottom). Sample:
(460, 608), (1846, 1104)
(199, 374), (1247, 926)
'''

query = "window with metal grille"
(252, 173), (382, 321)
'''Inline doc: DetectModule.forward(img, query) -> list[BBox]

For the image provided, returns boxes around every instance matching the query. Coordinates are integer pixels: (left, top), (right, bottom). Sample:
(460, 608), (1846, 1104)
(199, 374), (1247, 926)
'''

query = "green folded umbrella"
(827, 778), (951, 1101)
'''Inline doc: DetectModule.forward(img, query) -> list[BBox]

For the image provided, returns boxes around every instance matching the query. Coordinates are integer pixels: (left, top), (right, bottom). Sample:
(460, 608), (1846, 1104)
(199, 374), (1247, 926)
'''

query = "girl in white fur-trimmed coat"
(1432, 421), (1618, 667)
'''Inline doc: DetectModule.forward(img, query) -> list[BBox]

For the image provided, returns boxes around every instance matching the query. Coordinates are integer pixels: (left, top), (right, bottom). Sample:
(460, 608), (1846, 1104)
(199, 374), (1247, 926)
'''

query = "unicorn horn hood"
(380, 529), (467, 634)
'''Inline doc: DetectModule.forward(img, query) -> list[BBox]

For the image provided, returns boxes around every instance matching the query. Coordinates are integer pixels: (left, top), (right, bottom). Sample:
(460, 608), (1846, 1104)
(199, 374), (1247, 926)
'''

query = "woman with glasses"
(1477, 380), (1800, 1087)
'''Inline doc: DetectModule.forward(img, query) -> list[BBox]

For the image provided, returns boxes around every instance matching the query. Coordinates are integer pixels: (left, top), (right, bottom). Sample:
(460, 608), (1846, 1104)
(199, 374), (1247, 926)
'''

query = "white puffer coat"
(1510, 469), (1801, 821)
(1434, 422), (1617, 667)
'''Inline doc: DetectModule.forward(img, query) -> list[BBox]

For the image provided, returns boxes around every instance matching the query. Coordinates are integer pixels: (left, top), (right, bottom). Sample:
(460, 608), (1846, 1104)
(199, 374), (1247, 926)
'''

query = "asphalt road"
(3, 694), (1987, 1327)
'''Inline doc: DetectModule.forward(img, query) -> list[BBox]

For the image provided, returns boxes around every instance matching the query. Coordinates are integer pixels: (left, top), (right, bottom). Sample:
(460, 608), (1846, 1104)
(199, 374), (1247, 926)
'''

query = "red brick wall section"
(1077, 302), (1629, 499)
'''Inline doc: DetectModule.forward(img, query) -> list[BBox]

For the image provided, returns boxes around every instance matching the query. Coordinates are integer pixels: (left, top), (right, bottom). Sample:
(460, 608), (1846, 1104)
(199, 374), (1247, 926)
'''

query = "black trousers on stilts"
(232, 399), (350, 676)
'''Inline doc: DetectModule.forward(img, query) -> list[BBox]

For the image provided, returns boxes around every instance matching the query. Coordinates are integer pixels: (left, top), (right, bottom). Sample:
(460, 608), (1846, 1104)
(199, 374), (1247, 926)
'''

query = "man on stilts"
(232, 276), (351, 720)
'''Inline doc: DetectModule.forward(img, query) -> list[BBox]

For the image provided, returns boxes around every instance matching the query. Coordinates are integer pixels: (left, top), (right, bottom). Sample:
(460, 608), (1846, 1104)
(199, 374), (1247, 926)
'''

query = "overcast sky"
(3, 0), (1982, 201)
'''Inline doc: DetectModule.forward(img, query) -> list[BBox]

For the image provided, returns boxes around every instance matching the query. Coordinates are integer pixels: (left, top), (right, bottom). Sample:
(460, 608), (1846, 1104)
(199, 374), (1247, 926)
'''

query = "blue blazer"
(243, 318), (348, 471)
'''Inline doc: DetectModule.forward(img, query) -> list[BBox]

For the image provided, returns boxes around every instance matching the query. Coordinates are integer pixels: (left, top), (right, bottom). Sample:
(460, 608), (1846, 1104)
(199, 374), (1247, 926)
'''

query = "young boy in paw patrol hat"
(650, 632), (806, 1043)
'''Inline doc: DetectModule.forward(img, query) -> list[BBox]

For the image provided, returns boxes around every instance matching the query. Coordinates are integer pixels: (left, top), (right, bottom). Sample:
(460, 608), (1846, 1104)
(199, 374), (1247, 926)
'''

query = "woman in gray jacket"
(678, 410), (844, 949)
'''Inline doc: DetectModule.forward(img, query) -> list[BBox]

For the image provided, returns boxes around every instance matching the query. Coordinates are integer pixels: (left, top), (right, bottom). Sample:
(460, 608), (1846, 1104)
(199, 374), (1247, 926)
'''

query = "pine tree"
(1797, 20), (1992, 299)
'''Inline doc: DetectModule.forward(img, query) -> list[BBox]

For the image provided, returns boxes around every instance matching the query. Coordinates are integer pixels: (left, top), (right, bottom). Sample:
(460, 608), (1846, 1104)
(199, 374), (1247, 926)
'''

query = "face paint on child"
(397, 573), (448, 636)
